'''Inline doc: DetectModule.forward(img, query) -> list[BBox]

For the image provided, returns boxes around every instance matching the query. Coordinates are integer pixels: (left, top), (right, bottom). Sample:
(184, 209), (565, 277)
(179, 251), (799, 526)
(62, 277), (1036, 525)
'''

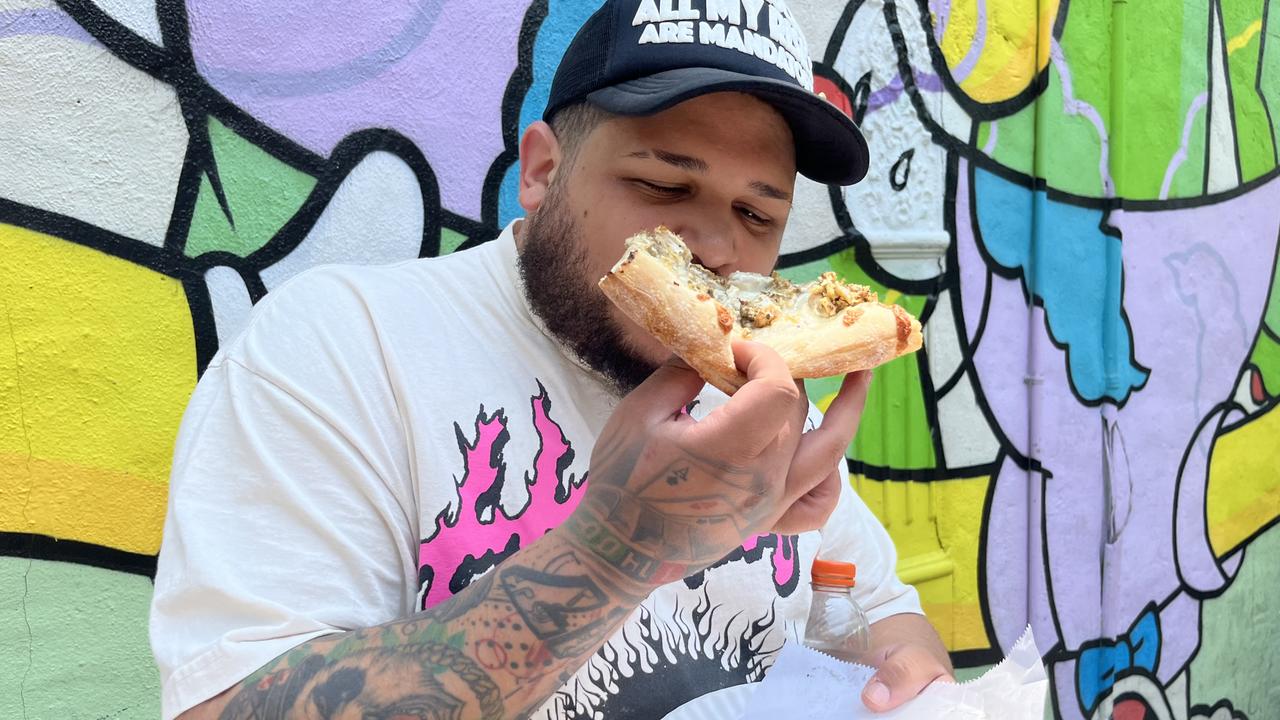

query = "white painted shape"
(260, 151), (426, 290)
(828, 0), (948, 282)
(1207, 1), (1242, 193)
(0, 36), (187, 246)
(791, 0), (850, 56)
(935, 83), (975, 143)
(936, 371), (1001, 468)
(925, 289), (963, 384)
(89, 0), (163, 45)
(0, 0), (53, 11)
(205, 265), (254, 350)
(895, 0), (973, 140)
(1230, 370), (1263, 414)
(780, 174), (844, 256)
(830, 0), (945, 284)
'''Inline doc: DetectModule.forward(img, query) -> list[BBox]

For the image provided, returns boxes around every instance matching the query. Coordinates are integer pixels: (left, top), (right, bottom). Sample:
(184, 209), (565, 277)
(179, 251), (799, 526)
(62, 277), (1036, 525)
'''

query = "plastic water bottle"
(803, 559), (871, 661)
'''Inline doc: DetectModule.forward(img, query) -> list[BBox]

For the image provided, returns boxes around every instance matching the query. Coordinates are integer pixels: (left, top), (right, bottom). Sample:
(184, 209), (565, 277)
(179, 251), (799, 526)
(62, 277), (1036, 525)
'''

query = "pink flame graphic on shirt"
(742, 533), (798, 591)
(418, 383), (800, 609)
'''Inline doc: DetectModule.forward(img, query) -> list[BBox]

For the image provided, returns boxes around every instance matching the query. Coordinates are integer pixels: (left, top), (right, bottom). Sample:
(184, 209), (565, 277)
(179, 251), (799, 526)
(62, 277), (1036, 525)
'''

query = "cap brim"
(587, 67), (868, 186)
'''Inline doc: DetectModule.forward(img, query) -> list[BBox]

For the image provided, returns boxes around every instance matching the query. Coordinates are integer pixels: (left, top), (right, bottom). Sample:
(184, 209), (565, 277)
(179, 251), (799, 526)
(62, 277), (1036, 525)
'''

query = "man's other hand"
(860, 613), (955, 712)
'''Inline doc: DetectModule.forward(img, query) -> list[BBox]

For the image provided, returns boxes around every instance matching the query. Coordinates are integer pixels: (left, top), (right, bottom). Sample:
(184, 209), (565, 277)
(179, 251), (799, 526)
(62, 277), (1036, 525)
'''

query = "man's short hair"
(548, 101), (615, 169)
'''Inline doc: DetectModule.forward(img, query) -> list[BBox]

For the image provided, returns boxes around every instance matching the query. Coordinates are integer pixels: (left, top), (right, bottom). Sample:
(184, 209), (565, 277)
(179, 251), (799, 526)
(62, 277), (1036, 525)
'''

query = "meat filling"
(631, 228), (877, 329)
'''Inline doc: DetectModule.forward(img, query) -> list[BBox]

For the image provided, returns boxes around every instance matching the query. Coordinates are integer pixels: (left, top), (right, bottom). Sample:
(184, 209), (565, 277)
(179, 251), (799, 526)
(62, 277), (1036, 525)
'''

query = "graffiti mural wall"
(2, 1), (1277, 717)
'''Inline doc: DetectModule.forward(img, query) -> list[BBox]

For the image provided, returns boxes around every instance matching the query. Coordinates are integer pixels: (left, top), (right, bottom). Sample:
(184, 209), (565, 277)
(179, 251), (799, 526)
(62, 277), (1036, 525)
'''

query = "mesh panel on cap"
(544, 4), (615, 121)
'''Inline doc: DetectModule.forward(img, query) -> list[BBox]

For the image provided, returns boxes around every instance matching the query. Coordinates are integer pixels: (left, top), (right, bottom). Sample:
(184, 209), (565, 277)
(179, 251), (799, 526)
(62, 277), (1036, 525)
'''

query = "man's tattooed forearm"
(499, 551), (631, 658)
(561, 510), (688, 586)
(217, 640), (502, 720)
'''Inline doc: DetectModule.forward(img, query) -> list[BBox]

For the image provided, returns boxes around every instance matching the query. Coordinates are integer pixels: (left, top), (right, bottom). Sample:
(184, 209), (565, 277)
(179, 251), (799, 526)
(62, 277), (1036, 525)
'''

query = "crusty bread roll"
(598, 227), (923, 395)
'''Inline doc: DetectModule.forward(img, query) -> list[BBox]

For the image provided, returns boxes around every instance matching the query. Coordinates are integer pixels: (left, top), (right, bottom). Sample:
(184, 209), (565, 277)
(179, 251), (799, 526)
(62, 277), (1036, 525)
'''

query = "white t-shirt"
(150, 221), (921, 719)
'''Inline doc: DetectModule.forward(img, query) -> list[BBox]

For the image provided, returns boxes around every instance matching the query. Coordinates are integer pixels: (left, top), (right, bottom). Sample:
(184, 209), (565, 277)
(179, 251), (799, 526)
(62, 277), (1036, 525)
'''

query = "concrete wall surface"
(2, 1), (1277, 718)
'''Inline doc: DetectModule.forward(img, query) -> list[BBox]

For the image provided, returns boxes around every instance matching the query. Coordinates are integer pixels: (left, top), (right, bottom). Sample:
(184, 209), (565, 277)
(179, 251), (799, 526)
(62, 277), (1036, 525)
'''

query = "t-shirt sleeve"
(149, 268), (420, 719)
(807, 405), (923, 624)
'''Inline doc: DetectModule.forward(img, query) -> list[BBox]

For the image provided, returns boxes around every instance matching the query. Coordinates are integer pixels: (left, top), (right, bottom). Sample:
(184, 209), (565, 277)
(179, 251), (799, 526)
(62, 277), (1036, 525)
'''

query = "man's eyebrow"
(626, 148), (710, 173)
(626, 149), (790, 200)
(750, 180), (792, 202)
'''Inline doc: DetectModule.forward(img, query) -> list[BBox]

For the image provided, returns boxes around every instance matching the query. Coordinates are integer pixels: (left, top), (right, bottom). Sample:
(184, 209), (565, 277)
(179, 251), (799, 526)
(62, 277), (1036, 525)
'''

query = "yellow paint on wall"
(938, 0), (1060, 104)
(1206, 406), (1280, 558)
(0, 454), (170, 555)
(0, 224), (196, 555)
(852, 473), (993, 652)
(1227, 19), (1263, 56)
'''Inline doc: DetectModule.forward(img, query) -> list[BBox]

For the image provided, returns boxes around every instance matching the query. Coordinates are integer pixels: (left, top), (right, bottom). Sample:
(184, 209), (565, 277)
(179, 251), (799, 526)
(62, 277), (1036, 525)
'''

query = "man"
(150, 1), (953, 717)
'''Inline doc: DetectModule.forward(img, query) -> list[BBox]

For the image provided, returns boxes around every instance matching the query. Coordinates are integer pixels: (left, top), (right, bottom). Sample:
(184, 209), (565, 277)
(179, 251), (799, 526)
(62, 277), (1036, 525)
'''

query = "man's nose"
(673, 222), (737, 275)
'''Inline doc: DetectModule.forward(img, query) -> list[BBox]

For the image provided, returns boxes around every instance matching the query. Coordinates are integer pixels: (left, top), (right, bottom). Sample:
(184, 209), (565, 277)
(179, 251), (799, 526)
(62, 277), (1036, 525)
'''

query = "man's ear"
(518, 121), (563, 213)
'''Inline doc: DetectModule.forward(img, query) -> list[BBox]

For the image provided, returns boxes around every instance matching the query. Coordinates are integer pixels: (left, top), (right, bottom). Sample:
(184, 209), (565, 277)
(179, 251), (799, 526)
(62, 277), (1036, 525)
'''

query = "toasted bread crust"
(598, 228), (923, 395)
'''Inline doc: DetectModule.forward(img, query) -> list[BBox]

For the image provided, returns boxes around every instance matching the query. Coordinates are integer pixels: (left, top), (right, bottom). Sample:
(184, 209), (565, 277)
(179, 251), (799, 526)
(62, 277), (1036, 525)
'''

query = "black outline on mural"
(2, 2), (1275, 694)
(866, 0), (1280, 213)
(904, 0), (1069, 122)
(832, 0), (1280, 687)
(1170, 402), (1241, 601)
(962, 148), (1152, 410)
(1191, 697), (1251, 720)
(481, 0), (551, 234)
(0, 532), (156, 578)
(1214, 0), (1246, 187)
(964, 449), (1007, 669)
(1061, 600), (1162, 718)
(2, 0), (457, 573)
(1257, 0), (1279, 168)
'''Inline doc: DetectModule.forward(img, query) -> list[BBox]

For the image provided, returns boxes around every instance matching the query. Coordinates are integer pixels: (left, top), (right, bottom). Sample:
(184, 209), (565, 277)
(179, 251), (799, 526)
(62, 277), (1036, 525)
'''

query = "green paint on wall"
(986, 109), (1037, 179)
(1190, 524), (1280, 716)
(1168, 94), (1211, 198)
(1056, 0), (1112, 129)
(1261, 2), (1280, 155)
(0, 558), (159, 719)
(1266, 258), (1280, 331)
(976, 122), (991, 153)
(780, 252), (936, 471)
(1108, 0), (1211, 199)
(1033, 64), (1107, 197)
(1223, 0), (1276, 181)
(440, 227), (468, 256)
(1247, 327), (1280, 385)
(185, 117), (317, 259)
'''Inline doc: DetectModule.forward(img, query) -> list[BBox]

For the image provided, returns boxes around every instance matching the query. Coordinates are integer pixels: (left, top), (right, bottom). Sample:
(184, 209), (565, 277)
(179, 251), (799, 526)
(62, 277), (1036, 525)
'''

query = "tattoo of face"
(218, 654), (327, 719)
(218, 641), (504, 720)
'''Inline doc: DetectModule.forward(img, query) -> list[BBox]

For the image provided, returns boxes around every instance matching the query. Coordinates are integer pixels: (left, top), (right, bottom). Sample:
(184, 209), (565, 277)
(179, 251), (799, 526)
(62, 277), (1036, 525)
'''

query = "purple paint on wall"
(186, 0), (534, 218)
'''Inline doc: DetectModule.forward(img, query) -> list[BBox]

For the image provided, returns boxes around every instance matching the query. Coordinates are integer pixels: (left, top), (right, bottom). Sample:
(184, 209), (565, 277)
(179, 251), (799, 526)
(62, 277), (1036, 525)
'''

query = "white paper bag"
(737, 626), (1048, 720)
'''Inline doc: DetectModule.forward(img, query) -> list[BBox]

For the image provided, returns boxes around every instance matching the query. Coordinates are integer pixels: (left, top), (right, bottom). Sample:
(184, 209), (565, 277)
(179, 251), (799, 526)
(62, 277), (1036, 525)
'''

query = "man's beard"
(517, 186), (658, 395)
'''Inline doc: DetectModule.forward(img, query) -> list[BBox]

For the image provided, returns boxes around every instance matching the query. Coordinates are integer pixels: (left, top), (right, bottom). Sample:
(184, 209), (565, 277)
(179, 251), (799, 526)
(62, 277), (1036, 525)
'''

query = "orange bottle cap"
(811, 559), (856, 588)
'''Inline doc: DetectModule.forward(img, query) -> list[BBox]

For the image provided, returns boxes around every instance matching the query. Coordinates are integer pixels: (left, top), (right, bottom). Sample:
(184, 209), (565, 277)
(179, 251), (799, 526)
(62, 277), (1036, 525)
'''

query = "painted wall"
(1, 1), (1277, 718)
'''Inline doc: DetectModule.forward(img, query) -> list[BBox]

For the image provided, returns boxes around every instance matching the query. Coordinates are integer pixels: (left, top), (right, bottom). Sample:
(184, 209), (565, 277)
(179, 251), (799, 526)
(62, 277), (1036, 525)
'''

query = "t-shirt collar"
(488, 220), (626, 402)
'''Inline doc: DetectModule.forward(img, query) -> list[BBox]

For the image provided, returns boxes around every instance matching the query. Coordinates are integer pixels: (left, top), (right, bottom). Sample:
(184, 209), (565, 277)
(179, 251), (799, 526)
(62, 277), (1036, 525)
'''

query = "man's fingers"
(771, 467), (842, 534)
(808, 371), (871, 456)
(689, 341), (799, 457)
(782, 371), (871, 501)
(625, 355), (706, 423)
(861, 645), (952, 712)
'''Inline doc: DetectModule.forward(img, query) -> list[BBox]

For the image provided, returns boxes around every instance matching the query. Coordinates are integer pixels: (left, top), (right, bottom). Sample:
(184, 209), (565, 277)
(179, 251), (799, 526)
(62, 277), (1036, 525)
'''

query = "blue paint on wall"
(973, 167), (1149, 404)
(499, 0), (605, 226)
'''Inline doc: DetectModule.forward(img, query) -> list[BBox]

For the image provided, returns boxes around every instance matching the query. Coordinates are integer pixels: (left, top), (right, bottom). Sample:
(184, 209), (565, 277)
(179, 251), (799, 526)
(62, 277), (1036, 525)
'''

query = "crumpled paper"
(738, 626), (1047, 719)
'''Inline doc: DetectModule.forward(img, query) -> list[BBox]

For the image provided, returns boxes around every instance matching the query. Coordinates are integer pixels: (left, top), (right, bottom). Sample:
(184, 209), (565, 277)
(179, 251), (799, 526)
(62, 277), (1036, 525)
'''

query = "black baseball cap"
(543, 0), (869, 186)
